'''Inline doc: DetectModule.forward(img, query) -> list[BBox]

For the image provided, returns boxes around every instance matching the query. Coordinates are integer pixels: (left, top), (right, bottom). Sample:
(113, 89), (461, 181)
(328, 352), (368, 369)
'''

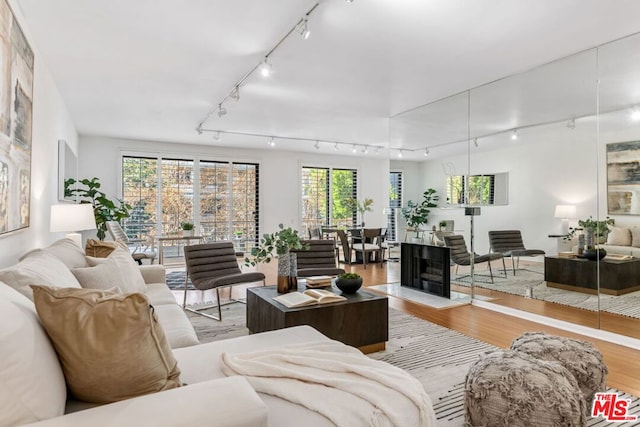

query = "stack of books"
(558, 252), (576, 259)
(305, 275), (333, 288)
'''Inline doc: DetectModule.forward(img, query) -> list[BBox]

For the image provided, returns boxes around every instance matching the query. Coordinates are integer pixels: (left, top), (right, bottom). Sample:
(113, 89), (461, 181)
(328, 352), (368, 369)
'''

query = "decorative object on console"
(50, 203), (97, 247)
(0, 0), (34, 237)
(401, 188), (439, 238)
(244, 223), (307, 293)
(554, 204), (576, 235)
(335, 272), (362, 294)
(64, 177), (131, 240)
(580, 247), (607, 261)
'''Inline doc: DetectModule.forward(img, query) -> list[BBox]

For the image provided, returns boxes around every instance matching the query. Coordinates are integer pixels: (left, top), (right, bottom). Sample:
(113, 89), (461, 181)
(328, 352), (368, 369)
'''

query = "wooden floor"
(172, 256), (640, 397)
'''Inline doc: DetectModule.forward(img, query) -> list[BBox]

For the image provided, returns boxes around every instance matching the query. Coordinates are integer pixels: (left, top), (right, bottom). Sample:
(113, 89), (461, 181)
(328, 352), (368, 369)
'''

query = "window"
(388, 171), (403, 241)
(301, 166), (357, 235)
(446, 174), (503, 206)
(122, 155), (259, 247)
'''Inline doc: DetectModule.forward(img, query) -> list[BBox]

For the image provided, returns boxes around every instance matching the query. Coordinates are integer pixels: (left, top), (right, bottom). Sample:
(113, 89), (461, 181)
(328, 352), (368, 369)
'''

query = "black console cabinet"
(400, 243), (451, 298)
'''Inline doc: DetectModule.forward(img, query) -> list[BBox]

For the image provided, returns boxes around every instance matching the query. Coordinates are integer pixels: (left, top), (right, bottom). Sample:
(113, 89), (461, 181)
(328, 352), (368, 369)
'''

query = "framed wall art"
(607, 140), (640, 215)
(0, 0), (34, 235)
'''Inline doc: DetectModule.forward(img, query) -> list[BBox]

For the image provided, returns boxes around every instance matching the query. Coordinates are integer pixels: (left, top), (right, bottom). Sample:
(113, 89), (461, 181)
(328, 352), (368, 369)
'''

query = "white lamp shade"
(554, 205), (577, 219)
(50, 204), (97, 232)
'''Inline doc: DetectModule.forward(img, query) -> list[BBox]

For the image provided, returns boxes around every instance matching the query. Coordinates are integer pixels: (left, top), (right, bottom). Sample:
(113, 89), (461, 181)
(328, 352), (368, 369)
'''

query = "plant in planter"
(401, 188), (439, 238)
(439, 220), (447, 231)
(64, 177), (131, 241)
(180, 222), (195, 236)
(335, 272), (362, 294)
(566, 216), (614, 260)
(346, 198), (374, 226)
(245, 224), (308, 293)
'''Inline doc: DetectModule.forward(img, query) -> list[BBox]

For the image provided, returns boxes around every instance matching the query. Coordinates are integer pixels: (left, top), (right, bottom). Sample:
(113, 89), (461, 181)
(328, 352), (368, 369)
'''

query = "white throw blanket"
(220, 340), (436, 427)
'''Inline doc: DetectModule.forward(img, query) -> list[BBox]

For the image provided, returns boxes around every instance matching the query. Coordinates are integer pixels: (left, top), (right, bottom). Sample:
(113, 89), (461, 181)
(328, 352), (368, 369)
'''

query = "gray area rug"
(452, 265), (640, 319)
(186, 304), (640, 426)
(166, 270), (195, 290)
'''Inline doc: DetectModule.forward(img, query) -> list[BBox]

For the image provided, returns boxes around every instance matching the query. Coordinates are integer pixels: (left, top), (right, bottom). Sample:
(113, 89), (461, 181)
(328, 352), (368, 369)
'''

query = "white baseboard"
(472, 299), (640, 350)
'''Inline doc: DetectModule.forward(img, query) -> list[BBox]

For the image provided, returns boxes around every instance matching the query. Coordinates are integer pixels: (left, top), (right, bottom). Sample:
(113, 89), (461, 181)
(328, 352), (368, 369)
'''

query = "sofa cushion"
(631, 228), (640, 248)
(0, 251), (82, 300)
(71, 259), (129, 292)
(153, 303), (200, 348)
(87, 245), (147, 293)
(0, 283), (67, 426)
(606, 226), (631, 246)
(31, 286), (182, 404)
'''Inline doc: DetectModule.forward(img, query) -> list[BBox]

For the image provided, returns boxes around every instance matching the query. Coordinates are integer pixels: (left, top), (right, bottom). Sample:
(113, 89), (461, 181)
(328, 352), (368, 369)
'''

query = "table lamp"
(50, 204), (97, 247)
(554, 205), (577, 235)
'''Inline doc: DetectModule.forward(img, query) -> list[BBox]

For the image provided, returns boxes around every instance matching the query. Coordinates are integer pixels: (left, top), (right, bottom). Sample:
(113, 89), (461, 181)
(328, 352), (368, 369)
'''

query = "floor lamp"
(50, 204), (97, 247)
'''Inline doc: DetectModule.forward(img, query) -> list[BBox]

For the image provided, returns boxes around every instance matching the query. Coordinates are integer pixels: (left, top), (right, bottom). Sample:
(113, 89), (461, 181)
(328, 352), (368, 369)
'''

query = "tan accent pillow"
(86, 245), (147, 293)
(71, 259), (128, 292)
(31, 285), (181, 403)
(606, 226), (631, 246)
(631, 228), (640, 248)
(85, 239), (127, 258)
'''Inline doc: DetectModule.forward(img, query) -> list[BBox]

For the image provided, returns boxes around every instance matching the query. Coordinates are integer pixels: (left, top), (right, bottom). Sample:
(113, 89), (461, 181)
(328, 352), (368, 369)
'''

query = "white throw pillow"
(72, 259), (128, 292)
(606, 226), (632, 246)
(86, 245), (147, 294)
(44, 238), (90, 269)
(0, 283), (66, 425)
(0, 251), (82, 300)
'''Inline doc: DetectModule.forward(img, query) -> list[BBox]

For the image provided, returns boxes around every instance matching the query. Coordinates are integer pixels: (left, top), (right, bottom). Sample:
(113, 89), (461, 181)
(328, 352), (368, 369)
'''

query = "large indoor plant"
(245, 224), (307, 293)
(65, 177), (131, 241)
(401, 188), (439, 238)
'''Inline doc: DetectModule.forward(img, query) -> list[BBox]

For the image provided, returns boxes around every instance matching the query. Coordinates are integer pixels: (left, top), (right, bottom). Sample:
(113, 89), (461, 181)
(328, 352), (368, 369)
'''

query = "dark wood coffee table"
(544, 255), (640, 295)
(246, 286), (388, 353)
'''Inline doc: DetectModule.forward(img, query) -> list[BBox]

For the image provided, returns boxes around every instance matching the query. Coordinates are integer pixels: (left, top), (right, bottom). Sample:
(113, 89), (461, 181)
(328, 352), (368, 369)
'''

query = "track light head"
(351, 144), (357, 153)
(196, 125), (203, 135)
(314, 140), (320, 150)
(363, 145), (368, 154)
(217, 104), (227, 117)
(631, 109), (640, 121)
(398, 150), (403, 158)
(297, 17), (310, 39)
(333, 143), (339, 151)
(473, 138), (479, 148)
(511, 129), (518, 140)
(213, 131), (221, 141)
(230, 85), (240, 101)
(260, 60), (272, 77)
(423, 147), (429, 157)
(268, 137), (275, 147)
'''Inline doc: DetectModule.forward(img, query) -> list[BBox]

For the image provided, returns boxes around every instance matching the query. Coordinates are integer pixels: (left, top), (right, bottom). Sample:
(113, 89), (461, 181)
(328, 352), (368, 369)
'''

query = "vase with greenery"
(566, 216), (615, 246)
(245, 224), (308, 293)
(346, 198), (374, 226)
(181, 222), (195, 236)
(65, 177), (131, 241)
(401, 188), (439, 238)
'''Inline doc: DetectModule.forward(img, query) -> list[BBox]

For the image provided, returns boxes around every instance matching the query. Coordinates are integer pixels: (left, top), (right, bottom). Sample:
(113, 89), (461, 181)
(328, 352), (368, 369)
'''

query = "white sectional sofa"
(0, 238), (434, 427)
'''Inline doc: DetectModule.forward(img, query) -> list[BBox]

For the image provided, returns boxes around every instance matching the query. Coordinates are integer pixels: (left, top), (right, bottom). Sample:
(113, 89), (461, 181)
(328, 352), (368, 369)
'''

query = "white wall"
(0, 1), (78, 268)
(78, 135), (390, 236)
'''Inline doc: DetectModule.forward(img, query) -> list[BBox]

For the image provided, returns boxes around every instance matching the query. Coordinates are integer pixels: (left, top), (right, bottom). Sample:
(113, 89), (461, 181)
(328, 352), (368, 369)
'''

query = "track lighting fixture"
(375, 146), (380, 153)
(196, 125), (203, 135)
(314, 140), (320, 150)
(363, 146), (368, 154)
(631, 109), (640, 121)
(398, 150), (403, 158)
(230, 85), (240, 101)
(297, 17), (311, 39)
(217, 104), (227, 117)
(260, 60), (272, 77)
(213, 131), (221, 141)
(423, 147), (429, 156)
(268, 137), (275, 147)
(333, 143), (339, 151)
(511, 129), (518, 140)
(473, 138), (479, 148)
(351, 144), (357, 153)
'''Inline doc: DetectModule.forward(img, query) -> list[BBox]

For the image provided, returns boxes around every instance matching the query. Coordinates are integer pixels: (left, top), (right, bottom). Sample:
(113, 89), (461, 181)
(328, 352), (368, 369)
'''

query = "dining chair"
(353, 228), (384, 269)
(106, 221), (157, 265)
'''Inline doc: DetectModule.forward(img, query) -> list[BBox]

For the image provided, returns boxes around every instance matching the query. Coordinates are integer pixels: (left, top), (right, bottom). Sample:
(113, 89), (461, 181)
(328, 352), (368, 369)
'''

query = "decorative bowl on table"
(335, 273), (363, 294)
(580, 248), (607, 261)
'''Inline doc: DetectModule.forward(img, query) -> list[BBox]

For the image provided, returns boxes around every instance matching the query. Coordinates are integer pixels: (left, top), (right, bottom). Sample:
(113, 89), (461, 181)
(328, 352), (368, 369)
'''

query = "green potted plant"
(439, 220), (447, 231)
(245, 224), (308, 293)
(335, 272), (362, 294)
(180, 222), (195, 236)
(401, 188), (439, 239)
(64, 177), (131, 241)
(346, 198), (374, 226)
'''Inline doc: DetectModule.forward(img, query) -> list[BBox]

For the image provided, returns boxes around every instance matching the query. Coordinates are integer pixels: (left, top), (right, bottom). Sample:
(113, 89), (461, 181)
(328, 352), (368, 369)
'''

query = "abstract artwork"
(0, 0), (33, 235)
(607, 141), (640, 215)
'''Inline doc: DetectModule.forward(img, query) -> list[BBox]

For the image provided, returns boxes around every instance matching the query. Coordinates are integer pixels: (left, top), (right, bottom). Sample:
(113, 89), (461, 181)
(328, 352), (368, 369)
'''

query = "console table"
(400, 243), (451, 298)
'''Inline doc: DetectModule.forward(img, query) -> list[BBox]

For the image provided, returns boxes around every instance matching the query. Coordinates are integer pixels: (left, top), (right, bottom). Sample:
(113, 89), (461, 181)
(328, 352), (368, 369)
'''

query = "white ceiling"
(16, 0), (640, 158)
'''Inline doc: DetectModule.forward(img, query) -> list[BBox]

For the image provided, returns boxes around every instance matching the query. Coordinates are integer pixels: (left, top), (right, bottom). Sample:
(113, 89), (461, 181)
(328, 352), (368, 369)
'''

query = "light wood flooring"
(170, 257), (640, 397)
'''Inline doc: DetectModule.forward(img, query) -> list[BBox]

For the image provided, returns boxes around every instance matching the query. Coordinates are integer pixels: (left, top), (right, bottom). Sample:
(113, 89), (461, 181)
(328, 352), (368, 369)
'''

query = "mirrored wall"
(390, 31), (640, 340)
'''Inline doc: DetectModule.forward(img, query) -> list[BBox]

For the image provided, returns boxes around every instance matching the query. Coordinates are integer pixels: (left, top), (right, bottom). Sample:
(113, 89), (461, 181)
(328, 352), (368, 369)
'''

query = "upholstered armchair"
(443, 234), (505, 283)
(488, 230), (545, 275)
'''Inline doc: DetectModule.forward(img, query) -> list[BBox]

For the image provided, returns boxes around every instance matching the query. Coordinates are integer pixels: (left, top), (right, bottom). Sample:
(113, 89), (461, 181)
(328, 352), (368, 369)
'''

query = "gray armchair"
(488, 230), (545, 275)
(443, 234), (505, 283)
(291, 240), (345, 277)
(183, 242), (265, 320)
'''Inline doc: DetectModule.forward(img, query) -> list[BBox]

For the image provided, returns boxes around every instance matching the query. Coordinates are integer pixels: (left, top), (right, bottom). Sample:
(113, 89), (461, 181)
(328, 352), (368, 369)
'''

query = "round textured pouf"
(510, 331), (607, 407)
(464, 350), (586, 427)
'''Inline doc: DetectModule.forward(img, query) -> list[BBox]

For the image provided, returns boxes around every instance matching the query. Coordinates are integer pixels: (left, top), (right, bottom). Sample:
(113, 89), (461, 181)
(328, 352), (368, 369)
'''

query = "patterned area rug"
(452, 265), (640, 320)
(166, 270), (195, 290)
(186, 304), (640, 426)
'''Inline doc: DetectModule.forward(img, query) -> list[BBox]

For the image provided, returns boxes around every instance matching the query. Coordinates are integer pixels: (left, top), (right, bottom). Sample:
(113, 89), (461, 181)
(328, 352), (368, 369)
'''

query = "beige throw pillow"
(85, 239), (127, 258)
(606, 226), (631, 246)
(31, 286), (181, 403)
(71, 259), (128, 292)
(87, 245), (147, 293)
